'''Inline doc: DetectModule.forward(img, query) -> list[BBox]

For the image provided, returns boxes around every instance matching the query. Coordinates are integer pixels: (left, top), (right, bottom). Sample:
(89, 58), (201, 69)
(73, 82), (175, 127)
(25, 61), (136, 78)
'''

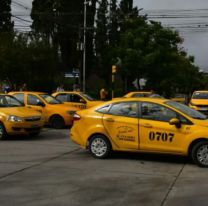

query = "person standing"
(56, 84), (64, 92)
(100, 88), (108, 100)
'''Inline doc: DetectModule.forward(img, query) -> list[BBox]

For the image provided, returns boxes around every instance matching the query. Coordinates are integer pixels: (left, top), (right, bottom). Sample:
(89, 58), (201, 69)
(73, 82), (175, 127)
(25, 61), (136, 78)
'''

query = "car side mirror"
(169, 118), (181, 128)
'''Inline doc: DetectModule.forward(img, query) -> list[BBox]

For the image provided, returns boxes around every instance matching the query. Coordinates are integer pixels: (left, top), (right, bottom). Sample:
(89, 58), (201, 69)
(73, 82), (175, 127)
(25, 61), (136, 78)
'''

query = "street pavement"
(0, 128), (208, 206)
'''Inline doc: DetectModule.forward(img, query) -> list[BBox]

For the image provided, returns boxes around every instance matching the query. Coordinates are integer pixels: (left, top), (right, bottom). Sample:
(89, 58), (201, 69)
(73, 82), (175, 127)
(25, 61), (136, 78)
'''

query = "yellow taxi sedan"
(124, 91), (153, 98)
(9, 91), (78, 129)
(0, 94), (44, 140)
(52, 91), (103, 109)
(71, 97), (208, 167)
(189, 91), (208, 115)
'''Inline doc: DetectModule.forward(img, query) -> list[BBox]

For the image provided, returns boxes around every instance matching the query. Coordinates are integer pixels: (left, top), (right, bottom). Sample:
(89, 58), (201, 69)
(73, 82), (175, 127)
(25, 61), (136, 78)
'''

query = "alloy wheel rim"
(91, 138), (107, 157)
(197, 145), (208, 166)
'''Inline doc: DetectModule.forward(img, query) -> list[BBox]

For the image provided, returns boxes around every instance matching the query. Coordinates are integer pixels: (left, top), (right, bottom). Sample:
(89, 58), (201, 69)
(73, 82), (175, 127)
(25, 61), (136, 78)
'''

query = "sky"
(135, 0), (208, 10)
(135, 0), (208, 71)
(11, 0), (208, 71)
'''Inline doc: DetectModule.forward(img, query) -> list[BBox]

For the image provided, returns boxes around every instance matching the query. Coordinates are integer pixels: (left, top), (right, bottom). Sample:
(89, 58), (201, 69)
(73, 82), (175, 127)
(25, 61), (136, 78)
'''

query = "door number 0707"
(149, 131), (174, 142)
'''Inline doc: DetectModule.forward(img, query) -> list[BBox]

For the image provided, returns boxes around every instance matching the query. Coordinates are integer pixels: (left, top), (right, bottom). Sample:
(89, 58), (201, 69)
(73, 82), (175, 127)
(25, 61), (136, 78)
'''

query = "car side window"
(56, 94), (67, 102)
(109, 102), (138, 118)
(141, 102), (177, 122)
(69, 94), (85, 103)
(13, 93), (24, 103)
(28, 94), (43, 106)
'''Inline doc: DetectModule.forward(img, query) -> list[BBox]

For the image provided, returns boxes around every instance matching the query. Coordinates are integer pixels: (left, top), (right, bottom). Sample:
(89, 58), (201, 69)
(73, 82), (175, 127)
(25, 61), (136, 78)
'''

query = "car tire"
(0, 123), (7, 140)
(191, 141), (208, 167)
(50, 115), (65, 129)
(89, 135), (111, 159)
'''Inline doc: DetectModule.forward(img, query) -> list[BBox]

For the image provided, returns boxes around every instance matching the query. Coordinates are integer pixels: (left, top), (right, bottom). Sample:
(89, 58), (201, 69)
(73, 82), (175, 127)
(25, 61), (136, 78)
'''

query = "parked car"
(0, 94), (44, 140)
(9, 91), (79, 129)
(189, 91), (208, 115)
(71, 97), (208, 167)
(52, 91), (103, 109)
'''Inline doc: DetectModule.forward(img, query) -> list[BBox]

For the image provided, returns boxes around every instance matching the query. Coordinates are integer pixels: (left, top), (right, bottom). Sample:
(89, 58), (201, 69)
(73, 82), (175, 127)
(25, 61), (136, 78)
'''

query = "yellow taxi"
(124, 91), (153, 98)
(171, 94), (187, 104)
(0, 94), (44, 140)
(189, 91), (208, 115)
(9, 91), (78, 129)
(52, 91), (103, 109)
(71, 97), (208, 167)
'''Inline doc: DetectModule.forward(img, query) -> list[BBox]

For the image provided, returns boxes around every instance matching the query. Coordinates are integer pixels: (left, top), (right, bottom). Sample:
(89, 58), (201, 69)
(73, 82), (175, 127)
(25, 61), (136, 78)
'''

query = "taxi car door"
(139, 102), (190, 153)
(103, 102), (139, 150)
(26, 94), (45, 114)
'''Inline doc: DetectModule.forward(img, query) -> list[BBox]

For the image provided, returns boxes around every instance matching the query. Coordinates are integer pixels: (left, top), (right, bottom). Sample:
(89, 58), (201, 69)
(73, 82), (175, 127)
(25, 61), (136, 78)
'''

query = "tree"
(110, 16), (201, 95)
(0, 33), (59, 91)
(0, 0), (13, 33)
(94, 0), (109, 78)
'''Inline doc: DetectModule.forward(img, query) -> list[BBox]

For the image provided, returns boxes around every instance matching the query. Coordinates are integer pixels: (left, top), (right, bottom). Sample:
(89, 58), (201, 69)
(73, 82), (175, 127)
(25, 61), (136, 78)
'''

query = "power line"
(12, 15), (33, 23)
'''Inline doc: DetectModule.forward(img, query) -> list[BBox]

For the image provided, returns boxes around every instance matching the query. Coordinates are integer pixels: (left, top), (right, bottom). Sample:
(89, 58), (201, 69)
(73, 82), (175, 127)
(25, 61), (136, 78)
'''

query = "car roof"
(9, 91), (47, 95)
(106, 97), (168, 105)
(53, 91), (82, 94)
(193, 90), (208, 93)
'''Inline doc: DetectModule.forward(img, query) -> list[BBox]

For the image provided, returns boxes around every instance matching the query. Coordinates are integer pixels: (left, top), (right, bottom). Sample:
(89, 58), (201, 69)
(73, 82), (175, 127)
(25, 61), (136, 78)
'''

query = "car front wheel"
(89, 135), (111, 159)
(0, 123), (7, 140)
(191, 141), (208, 167)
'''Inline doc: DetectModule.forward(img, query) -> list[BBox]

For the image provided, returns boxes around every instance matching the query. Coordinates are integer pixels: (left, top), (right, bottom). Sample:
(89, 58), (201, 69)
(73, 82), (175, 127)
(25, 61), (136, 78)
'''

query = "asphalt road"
(0, 128), (208, 206)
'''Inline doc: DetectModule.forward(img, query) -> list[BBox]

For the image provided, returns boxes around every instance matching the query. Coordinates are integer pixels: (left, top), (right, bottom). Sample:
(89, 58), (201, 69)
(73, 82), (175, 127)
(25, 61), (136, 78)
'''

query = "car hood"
(0, 107), (41, 117)
(191, 99), (208, 105)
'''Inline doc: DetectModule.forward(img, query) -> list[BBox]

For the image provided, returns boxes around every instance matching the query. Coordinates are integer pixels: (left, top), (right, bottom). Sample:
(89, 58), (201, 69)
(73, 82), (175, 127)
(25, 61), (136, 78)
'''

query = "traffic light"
(112, 65), (117, 74)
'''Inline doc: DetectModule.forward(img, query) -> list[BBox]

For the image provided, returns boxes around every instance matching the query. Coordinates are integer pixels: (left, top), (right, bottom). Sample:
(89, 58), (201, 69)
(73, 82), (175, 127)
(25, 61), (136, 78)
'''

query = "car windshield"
(165, 101), (207, 120)
(81, 93), (96, 101)
(192, 92), (208, 99)
(0, 95), (23, 107)
(40, 94), (62, 104)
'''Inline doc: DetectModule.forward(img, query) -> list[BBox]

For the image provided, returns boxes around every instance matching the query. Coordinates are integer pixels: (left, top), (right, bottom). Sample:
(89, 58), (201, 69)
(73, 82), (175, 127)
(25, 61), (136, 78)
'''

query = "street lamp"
(83, 0), (91, 93)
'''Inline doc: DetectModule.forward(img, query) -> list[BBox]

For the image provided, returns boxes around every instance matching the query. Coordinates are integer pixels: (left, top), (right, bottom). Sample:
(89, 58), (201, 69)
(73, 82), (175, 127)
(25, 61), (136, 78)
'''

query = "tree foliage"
(0, 0), (13, 32)
(0, 0), (204, 95)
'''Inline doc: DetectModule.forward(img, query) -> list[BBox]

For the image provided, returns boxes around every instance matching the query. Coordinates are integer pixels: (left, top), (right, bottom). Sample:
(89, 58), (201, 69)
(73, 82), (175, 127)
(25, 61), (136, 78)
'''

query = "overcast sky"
(135, 0), (208, 10)
(135, 0), (208, 71)
(12, 0), (208, 71)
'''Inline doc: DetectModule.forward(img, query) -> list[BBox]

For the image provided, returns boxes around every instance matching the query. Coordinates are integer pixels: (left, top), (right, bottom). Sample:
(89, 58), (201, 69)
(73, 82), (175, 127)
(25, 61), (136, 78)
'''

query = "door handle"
(105, 118), (115, 122)
(142, 123), (152, 128)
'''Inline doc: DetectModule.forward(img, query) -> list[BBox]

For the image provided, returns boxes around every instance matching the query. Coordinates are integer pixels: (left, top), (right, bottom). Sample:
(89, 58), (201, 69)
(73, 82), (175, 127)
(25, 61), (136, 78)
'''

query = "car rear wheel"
(50, 115), (65, 129)
(0, 123), (7, 140)
(89, 135), (111, 158)
(191, 141), (208, 167)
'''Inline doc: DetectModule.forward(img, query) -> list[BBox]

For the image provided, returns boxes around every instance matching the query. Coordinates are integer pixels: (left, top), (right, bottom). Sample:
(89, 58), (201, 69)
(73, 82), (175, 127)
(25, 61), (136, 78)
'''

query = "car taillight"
(73, 114), (81, 121)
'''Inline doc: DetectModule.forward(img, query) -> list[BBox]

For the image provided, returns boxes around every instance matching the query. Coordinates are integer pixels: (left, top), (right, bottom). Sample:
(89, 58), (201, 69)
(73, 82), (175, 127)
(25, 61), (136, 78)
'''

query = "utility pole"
(83, 0), (89, 93)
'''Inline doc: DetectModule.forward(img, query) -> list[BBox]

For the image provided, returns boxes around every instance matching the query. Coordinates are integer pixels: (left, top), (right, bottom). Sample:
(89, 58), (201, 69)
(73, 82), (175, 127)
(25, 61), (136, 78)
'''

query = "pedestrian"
(56, 84), (64, 92)
(2, 79), (11, 93)
(100, 88), (108, 100)
(19, 83), (27, 91)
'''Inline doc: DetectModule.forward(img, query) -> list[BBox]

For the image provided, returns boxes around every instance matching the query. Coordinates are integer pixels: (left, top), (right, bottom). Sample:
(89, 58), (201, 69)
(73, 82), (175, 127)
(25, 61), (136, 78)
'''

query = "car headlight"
(66, 111), (76, 116)
(7, 115), (24, 122)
